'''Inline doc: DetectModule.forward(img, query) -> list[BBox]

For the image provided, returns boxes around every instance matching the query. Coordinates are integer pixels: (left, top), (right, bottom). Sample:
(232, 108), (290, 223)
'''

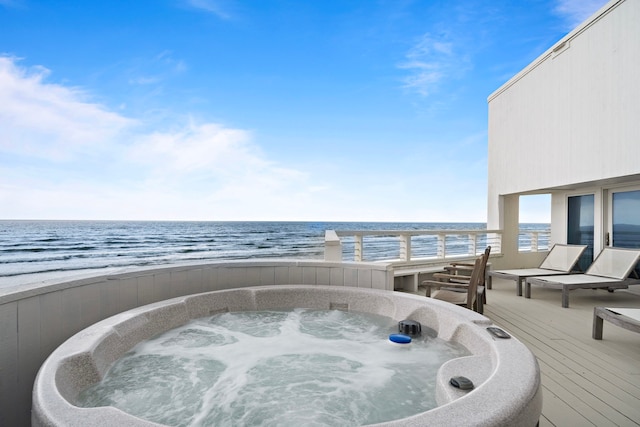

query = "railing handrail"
(334, 229), (504, 237)
(325, 228), (550, 262)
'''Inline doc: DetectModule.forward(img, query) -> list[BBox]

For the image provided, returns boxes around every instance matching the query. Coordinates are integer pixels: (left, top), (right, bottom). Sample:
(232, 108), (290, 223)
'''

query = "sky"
(0, 0), (609, 223)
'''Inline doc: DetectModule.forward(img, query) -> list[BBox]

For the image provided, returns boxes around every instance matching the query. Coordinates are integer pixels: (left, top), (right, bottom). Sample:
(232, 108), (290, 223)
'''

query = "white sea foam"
(2, 220), (540, 288)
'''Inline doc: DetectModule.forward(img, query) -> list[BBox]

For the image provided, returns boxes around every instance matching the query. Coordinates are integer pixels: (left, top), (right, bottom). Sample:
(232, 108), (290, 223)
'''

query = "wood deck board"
(417, 279), (640, 426)
(489, 299), (640, 381)
(527, 337), (639, 411)
(529, 351), (637, 425)
(541, 373), (605, 426)
(566, 370), (640, 422)
(483, 279), (640, 427)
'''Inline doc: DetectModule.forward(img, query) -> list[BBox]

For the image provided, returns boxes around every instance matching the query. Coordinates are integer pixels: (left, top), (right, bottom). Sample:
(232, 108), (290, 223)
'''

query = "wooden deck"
(420, 278), (640, 426)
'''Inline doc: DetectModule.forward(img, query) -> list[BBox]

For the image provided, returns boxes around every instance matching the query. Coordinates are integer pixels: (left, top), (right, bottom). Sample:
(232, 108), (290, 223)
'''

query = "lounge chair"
(592, 307), (640, 339)
(422, 253), (486, 314)
(525, 247), (640, 308)
(487, 244), (587, 296)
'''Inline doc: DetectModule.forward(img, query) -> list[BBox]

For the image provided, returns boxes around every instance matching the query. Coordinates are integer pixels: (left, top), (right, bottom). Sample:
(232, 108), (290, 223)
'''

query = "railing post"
(354, 235), (363, 262)
(400, 234), (411, 261)
(324, 230), (343, 261)
(531, 232), (539, 252)
(437, 233), (446, 259)
(468, 233), (477, 255)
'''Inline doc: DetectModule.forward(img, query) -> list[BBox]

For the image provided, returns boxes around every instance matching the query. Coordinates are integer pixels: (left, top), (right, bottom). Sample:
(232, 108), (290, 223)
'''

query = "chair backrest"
(465, 255), (485, 310)
(481, 246), (491, 285)
(586, 247), (640, 279)
(539, 244), (588, 272)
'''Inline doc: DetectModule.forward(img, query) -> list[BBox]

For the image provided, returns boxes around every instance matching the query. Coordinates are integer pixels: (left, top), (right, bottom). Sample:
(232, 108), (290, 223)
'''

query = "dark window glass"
(567, 194), (594, 271)
(612, 190), (640, 276)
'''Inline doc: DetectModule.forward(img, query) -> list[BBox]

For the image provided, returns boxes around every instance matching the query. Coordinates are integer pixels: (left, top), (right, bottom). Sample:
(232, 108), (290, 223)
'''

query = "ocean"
(0, 220), (549, 289)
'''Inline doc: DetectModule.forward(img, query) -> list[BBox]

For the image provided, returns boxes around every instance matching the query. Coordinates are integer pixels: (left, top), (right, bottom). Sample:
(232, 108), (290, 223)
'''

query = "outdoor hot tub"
(32, 285), (542, 426)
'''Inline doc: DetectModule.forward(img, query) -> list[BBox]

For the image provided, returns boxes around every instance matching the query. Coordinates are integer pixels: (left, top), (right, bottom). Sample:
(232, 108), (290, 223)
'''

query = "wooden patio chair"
(422, 253), (486, 313)
(438, 246), (491, 280)
(425, 246), (491, 307)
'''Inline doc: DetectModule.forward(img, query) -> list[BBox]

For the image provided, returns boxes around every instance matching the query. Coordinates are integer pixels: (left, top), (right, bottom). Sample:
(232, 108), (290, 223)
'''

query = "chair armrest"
(433, 272), (471, 280)
(448, 277), (471, 284)
(421, 279), (445, 288)
(432, 273), (455, 281)
(422, 280), (470, 296)
(444, 265), (475, 275)
(421, 279), (446, 296)
(432, 273), (471, 283)
(435, 282), (470, 289)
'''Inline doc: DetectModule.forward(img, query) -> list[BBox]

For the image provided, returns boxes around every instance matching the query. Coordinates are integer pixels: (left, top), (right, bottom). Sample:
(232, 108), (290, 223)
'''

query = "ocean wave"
(0, 220), (549, 284)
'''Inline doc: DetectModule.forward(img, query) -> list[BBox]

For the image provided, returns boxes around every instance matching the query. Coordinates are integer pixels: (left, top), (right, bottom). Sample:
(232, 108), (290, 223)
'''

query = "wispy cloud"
(553, 0), (609, 29)
(129, 122), (258, 174)
(126, 121), (310, 211)
(0, 56), (134, 160)
(127, 51), (187, 86)
(0, 56), (319, 220)
(156, 50), (188, 73)
(181, 0), (233, 19)
(398, 30), (470, 97)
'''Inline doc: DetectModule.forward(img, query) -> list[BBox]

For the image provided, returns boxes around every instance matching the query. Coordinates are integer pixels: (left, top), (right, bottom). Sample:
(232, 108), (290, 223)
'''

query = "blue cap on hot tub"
(389, 334), (412, 344)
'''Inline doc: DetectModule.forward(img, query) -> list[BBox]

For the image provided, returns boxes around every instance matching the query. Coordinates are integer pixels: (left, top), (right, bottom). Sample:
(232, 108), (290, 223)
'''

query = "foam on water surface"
(76, 309), (469, 427)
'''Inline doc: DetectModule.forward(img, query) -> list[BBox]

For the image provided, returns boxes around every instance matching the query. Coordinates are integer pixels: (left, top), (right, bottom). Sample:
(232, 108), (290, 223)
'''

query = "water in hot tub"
(76, 309), (470, 426)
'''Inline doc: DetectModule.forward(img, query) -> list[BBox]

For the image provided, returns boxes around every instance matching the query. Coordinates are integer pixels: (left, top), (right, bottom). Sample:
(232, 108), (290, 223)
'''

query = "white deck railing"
(325, 229), (550, 263)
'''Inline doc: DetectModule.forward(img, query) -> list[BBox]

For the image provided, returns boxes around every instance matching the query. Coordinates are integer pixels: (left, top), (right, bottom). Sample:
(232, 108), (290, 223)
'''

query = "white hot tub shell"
(32, 285), (542, 426)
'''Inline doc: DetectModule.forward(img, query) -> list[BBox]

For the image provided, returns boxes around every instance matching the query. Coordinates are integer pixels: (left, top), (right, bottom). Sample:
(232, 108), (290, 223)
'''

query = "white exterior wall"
(487, 0), (640, 263)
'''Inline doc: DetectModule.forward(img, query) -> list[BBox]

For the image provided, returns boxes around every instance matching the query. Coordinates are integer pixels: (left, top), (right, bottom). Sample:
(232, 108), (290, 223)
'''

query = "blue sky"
(0, 0), (608, 222)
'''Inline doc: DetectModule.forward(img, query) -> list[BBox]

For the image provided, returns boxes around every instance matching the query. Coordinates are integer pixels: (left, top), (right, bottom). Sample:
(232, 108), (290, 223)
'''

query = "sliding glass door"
(567, 194), (594, 272)
(610, 189), (640, 276)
